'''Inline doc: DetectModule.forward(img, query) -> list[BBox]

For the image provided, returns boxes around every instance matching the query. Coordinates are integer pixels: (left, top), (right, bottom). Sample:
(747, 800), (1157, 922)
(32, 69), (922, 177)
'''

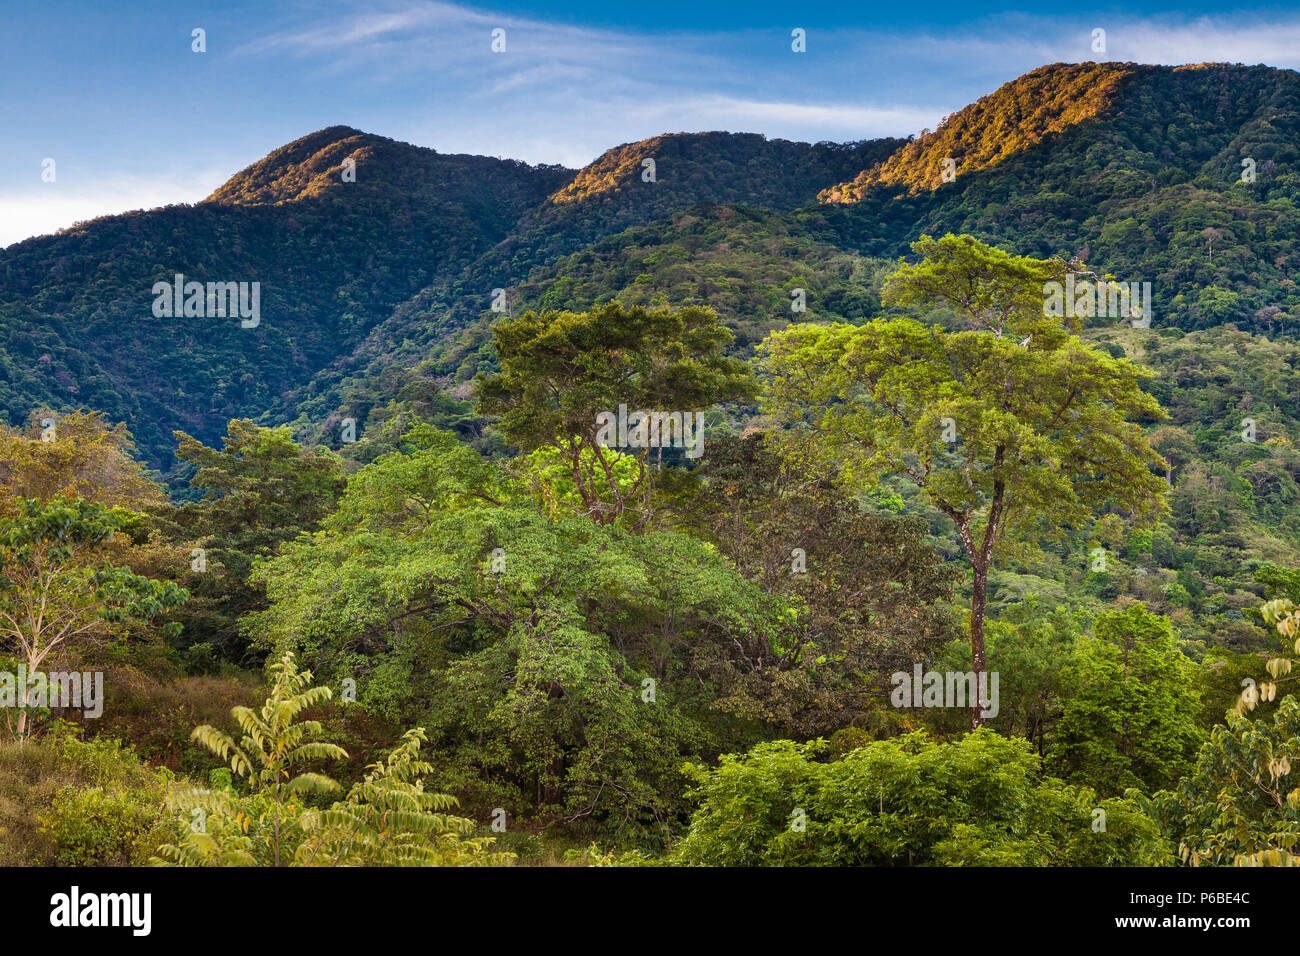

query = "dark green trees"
(1050, 604), (1202, 794)
(762, 235), (1167, 726)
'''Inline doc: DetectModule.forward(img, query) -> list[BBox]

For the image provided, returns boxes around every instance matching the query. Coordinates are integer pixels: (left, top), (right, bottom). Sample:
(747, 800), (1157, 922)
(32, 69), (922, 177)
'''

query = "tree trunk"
(950, 480), (1002, 733)
(969, 558), (988, 730)
(15, 648), (42, 744)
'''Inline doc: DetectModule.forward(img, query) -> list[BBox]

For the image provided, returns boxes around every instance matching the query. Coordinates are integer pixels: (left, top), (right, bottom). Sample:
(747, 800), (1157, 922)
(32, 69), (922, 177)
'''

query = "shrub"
(38, 784), (168, 865)
(0, 733), (169, 865)
(668, 731), (1171, 866)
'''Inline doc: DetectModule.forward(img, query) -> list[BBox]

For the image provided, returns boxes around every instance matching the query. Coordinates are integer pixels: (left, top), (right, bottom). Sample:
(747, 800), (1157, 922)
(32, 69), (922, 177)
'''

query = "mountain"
(2, 63), (1299, 472)
(820, 62), (1137, 202)
(0, 127), (572, 468)
(236, 132), (905, 445)
(806, 62), (1300, 329)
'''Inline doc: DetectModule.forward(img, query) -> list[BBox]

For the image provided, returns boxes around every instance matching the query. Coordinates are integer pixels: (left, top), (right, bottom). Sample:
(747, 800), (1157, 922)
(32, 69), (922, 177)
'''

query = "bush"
(0, 733), (170, 865)
(38, 785), (167, 865)
(668, 731), (1171, 866)
(1148, 695), (1300, 865)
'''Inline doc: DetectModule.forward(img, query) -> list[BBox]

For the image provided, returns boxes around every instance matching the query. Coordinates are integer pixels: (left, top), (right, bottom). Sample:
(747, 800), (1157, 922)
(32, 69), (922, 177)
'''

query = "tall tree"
(1049, 603), (1202, 794)
(476, 302), (754, 530)
(0, 410), (164, 511)
(760, 234), (1168, 726)
(158, 420), (347, 664)
(1148, 425), (1196, 486)
(0, 496), (187, 740)
(674, 432), (959, 734)
(246, 427), (788, 839)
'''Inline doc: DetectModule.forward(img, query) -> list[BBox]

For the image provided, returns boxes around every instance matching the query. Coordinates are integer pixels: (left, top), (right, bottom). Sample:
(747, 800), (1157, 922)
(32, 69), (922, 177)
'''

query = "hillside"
(9, 38), (1300, 879)
(3, 63), (1300, 473)
(257, 133), (906, 440)
(820, 62), (1138, 201)
(0, 128), (572, 468)
(439, 131), (905, 303)
(808, 63), (1300, 331)
(293, 63), (1300, 440)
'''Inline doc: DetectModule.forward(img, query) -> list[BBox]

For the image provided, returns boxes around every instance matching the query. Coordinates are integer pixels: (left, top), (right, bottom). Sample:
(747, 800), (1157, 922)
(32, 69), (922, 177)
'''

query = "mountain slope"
(821, 62), (1138, 201)
(0, 128), (572, 468)
(269, 132), (905, 433)
(316, 62), (1300, 431)
(806, 62), (1300, 330)
(5, 63), (1300, 475)
(284, 202), (890, 439)
(457, 131), (904, 287)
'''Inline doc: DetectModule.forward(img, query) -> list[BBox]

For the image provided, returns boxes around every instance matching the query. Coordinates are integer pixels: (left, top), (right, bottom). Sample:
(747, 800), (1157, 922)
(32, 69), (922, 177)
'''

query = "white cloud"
(6, 4), (1300, 246)
(0, 172), (227, 250)
(1100, 16), (1300, 67)
(236, 0), (710, 82)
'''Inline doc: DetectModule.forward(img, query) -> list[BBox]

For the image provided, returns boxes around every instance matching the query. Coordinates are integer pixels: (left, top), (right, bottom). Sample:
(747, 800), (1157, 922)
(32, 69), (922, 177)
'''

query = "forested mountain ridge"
(6, 55), (1300, 872)
(204, 125), (575, 219)
(287, 62), (1300, 447)
(3, 62), (1299, 474)
(820, 62), (1139, 201)
(822, 62), (1300, 204)
(807, 62), (1300, 331)
(233, 133), (906, 447)
(0, 126), (574, 469)
(550, 131), (903, 211)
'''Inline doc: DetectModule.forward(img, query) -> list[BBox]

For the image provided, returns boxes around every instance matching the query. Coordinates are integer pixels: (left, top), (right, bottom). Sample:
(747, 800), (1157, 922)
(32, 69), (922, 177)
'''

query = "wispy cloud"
(0, 171), (228, 249)
(235, 0), (717, 87)
(234, 4), (1300, 163)
(5, 2), (1300, 245)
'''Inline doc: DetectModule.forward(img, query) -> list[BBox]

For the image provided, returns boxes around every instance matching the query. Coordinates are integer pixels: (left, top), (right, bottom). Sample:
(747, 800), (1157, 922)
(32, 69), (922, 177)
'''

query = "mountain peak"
(821, 62), (1141, 202)
(547, 131), (904, 211)
(550, 132), (755, 205)
(204, 126), (395, 205)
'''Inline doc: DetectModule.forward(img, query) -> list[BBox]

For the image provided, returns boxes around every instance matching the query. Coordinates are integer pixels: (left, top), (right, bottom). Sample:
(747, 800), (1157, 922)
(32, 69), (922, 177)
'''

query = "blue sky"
(3, 0), (1300, 247)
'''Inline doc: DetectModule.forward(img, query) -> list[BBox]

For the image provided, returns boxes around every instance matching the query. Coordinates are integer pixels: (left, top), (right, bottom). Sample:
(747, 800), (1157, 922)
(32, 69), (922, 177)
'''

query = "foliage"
(295, 729), (506, 866)
(933, 601), (1080, 749)
(155, 420), (346, 665)
(245, 429), (791, 844)
(669, 732), (1170, 866)
(476, 302), (754, 528)
(1234, 596), (1300, 715)
(0, 733), (171, 865)
(0, 496), (187, 740)
(153, 652), (503, 866)
(673, 432), (959, 735)
(0, 409), (164, 510)
(38, 783), (166, 866)
(1048, 604), (1203, 794)
(761, 234), (1167, 724)
(1148, 695), (1300, 867)
(155, 651), (345, 866)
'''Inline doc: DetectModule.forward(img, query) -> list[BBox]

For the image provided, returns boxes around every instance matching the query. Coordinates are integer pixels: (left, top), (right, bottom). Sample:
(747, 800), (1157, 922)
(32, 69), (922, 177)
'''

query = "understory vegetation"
(3, 231), (1298, 867)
